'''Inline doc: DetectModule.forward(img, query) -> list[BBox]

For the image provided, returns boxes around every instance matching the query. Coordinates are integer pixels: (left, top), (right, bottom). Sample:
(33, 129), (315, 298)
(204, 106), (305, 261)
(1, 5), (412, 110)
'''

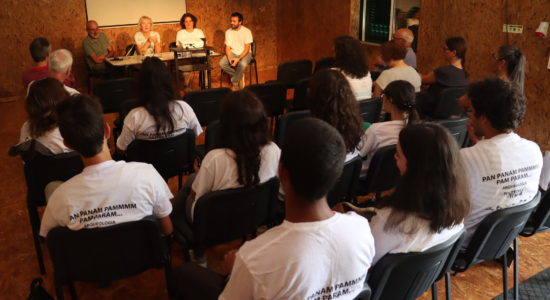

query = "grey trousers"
(219, 52), (252, 86)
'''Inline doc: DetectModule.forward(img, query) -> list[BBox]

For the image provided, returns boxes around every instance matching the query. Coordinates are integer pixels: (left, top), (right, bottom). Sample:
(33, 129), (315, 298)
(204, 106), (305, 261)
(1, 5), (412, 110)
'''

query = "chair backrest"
(435, 117), (469, 148)
(521, 189), (550, 236)
(368, 230), (464, 300)
(92, 77), (138, 115)
(327, 156), (362, 207)
(192, 177), (280, 252)
(276, 59), (313, 89)
(250, 40), (256, 58)
(291, 77), (310, 111)
(183, 87), (231, 126)
(363, 145), (400, 195)
(245, 82), (286, 117)
(24, 152), (83, 207)
(126, 131), (196, 181)
(205, 120), (221, 154)
(46, 216), (168, 284)
(314, 57), (336, 73)
(125, 44), (136, 56)
(462, 192), (541, 267)
(433, 87), (466, 119)
(358, 97), (383, 124)
(274, 110), (310, 146)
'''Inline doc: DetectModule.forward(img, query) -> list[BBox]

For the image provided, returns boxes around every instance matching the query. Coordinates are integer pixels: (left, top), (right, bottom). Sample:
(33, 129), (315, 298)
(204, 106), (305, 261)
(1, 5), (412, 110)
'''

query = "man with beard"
(82, 20), (114, 75)
(219, 12), (253, 90)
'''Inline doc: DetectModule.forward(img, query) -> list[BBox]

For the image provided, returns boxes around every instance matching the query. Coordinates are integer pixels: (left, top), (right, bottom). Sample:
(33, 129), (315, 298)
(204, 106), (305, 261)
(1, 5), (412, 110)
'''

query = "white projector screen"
(85, 0), (187, 28)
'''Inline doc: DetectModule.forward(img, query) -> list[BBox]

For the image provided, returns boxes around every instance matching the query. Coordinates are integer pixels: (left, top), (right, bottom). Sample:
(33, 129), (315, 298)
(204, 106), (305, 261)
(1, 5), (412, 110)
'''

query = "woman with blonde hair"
(134, 16), (161, 55)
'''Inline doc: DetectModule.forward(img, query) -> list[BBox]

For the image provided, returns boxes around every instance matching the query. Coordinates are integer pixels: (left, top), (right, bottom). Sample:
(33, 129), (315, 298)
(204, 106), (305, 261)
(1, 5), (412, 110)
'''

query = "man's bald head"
(86, 20), (98, 28)
(86, 20), (100, 39)
(394, 28), (414, 47)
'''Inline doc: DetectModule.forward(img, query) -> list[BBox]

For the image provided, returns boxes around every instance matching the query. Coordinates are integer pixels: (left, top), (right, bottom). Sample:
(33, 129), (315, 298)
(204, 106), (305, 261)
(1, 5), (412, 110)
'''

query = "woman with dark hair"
(359, 80), (419, 174)
(19, 78), (71, 154)
(181, 90), (281, 221)
(308, 69), (364, 162)
(332, 35), (372, 100)
(373, 40), (421, 97)
(493, 45), (526, 94)
(370, 123), (470, 264)
(116, 57), (202, 151)
(176, 13), (205, 48)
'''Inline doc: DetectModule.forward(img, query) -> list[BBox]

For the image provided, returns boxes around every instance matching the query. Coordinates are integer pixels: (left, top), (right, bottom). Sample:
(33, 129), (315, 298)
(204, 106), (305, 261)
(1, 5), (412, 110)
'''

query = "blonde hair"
(138, 16), (153, 31)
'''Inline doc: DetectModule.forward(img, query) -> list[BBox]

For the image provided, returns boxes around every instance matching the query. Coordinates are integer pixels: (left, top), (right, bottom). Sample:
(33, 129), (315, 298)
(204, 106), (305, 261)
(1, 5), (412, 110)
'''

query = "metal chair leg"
(431, 281), (438, 300)
(254, 61), (259, 84)
(513, 238), (519, 300)
(502, 250), (509, 300)
(445, 272), (452, 300)
(28, 204), (46, 274)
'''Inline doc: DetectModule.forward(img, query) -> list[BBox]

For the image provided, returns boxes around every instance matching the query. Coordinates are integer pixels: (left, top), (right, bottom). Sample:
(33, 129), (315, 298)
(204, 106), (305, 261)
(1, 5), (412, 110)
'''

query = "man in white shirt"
(394, 28), (416, 69)
(460, 77), (542, 246)
(219, 12), (253, 90)
(39, 94), (173, 238)
(48, 49), (79, 95)
(173, 118), (375, 299)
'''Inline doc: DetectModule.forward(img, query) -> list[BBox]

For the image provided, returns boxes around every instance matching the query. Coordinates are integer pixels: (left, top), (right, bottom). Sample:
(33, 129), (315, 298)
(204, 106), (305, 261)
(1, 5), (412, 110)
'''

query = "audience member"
(22, 38), (74, 89)
(394, 28), (416, 68)
(308, 69), (364, 162)
(82, 20), (114, 75)
(176, 13), (205, 48)
(407, 7), (420, 51)
(134, 16), (161, 55)
(171, 90), (280, 224)
(369, 123), (469, 264)
(332, 35), (372, 100)
(219, 12), (253, 90)
(48, 49), (79, 95)
(116, 57), (202, 151)
(18, 78), (71, 155)
(493, 45), (526, 94)
(461, 77), (542, 245)
(359, 80), (419, 175)
(373, 40), (421, 97)
(39, 94), (173, 237)
(418, 37), (468, 117)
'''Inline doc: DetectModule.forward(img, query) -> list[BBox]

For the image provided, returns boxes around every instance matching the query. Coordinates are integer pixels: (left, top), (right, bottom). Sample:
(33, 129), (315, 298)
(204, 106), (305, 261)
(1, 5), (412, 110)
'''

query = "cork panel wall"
(418, 0), (550, 150)
(277, 0), (352, 65)
(0, 0), (277, 98)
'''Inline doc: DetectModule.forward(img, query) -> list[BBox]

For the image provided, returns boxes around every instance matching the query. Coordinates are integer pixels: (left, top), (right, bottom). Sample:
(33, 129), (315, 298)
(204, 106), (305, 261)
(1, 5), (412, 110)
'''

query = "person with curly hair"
(332, 35), (372, 100)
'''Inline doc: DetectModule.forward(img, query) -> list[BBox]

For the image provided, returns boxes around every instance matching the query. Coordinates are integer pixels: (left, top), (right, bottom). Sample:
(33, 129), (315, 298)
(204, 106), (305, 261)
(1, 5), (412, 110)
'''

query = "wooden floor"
(2, 71), (550, 299)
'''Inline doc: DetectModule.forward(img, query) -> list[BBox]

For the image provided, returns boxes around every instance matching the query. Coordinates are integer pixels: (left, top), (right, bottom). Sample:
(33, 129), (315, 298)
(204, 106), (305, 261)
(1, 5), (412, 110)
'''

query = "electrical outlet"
(503, 24), (523, 34)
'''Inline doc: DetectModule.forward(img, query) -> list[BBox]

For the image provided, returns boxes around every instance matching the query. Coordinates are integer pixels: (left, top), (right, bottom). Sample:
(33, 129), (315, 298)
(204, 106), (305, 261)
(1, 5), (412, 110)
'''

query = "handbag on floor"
(27, 278), (54, 300)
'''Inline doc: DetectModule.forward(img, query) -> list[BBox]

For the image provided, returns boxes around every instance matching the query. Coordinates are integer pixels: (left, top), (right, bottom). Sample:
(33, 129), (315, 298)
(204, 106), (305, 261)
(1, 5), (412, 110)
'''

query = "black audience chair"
(219, 41), (258, 87)
(22, 152), (84, 274)
(358, 97), (383, 124)
(359, 145), (400, 197)
(92, 77), (138, 115)
(245, 82), (286, 130)
(183, 87), (231, 127)
(195, 120), (221, 163)
(367, 230), (465, 300)
(126, 131), (196, 188)
(520, 189), (550, 237)
(327, 156), (362, 207)
(451, 193), (541, 300)
(314, 57), (335, 73)
(172, 177), (280, 260)
(289, 77), (310, 111)
(275, 59), (313, 89)
(432, 87), (467, 120)
(435, 117), (469, 148)
(46, 216), (172, 300)
(431, 231), (467, 300)
(274, 110), (309, 146)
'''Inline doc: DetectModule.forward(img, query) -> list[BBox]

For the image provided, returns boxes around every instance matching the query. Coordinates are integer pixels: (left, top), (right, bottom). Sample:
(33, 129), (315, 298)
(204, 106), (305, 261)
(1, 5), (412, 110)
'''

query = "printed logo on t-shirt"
(306, 273), (366, 300)
(69, 203), (138, 228)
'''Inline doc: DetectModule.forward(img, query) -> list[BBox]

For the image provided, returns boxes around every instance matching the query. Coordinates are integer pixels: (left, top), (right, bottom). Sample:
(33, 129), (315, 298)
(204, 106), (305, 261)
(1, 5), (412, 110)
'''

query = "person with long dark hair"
(369, 123), (470, 264)
(308, 69), (364, 162)
(177, 90), (281, 221)
(493, 45), (526, 94)
(359, 80), (419, 174)
(19, 77), (71, 154)
(332, 35), (372, 100)
(116, 57), (202, 151)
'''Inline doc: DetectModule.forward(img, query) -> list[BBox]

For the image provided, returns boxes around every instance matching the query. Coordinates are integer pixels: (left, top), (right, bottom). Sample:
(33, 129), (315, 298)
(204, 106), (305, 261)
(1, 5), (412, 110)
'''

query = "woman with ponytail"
(493, 45), (526, 94)
(359, 80), (419, 174)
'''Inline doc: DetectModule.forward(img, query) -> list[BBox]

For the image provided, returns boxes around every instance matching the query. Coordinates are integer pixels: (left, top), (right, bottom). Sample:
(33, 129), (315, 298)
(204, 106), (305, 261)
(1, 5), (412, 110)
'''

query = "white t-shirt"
(191, 142), (281, 216)
(39, 160), (173, 237)
(375, 66), (421, 92)
(370, 207), (463, 264)
(359, 120), (405, 176)
(116, 100), (202, 151)
(134, 31), (161, 55)
(219, 212), (375, 300)
(460, 132), (542, 245)
(336, 68), (373, 101)
(224, 26), (253, 56)
(19, 121), (72, 154)
(176, 28), (205, 48)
